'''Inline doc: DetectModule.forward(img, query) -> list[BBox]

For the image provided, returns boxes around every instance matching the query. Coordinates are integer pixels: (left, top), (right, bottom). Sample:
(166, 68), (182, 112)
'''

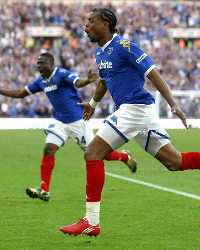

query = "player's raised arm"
(79, 79), (107, 120)
(74, 70), (98, 88)
(147, 68), (188, 128)
(0, 87), (29, 98)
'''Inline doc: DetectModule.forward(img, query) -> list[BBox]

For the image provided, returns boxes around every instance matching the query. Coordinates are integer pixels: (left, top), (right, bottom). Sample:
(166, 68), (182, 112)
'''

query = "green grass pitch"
(0, 129), (200, 250)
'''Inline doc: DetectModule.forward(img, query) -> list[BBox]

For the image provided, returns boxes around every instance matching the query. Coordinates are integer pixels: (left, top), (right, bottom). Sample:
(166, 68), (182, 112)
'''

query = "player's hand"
(87, 69), (98, 83)
(171, 106), (188, 129)
(78, 102), (95, 120)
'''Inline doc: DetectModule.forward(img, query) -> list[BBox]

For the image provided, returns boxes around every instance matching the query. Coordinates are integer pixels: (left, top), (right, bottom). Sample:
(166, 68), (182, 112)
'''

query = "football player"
(59, 8), (200, 237)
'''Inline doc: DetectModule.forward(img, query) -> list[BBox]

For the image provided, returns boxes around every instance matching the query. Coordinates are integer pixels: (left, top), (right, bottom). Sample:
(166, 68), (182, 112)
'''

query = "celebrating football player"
(59, 8), (200, 237)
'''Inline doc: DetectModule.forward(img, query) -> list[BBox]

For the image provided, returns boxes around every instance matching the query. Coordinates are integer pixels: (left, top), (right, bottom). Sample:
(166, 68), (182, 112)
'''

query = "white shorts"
(96, 104), (170, 156)
(44, 119), (94, 150)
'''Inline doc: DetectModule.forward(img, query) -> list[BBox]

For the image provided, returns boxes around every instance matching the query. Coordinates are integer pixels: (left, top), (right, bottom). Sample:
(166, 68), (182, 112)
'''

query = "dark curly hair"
(92, 8), (117, 34)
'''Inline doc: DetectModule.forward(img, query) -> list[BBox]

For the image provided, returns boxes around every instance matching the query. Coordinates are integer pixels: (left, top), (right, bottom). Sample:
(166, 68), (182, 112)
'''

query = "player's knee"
(84, 150), (97, 160)
(84, 149), (103, 161)
(44, 144), (58, 155)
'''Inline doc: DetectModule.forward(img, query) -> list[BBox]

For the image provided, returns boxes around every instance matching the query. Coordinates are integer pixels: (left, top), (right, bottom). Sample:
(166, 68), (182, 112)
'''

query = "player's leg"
(71, 119), (137, 172)
(59, 135), (111, 236)
(26, 142), (59, 201)
(135, 111), (200, 171)
(105, 149), (137, 173)
(59, 121), (127, 236)
(135, 126), (200, 171)
(39, 142), (59, 191)
(98, 122), (137, 172)
(26, 120), (68, 201)
(155, 143), (200, 171)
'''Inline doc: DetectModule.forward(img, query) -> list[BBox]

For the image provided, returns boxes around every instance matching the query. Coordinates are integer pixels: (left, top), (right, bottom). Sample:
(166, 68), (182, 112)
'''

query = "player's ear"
(103, 20), (109, 30)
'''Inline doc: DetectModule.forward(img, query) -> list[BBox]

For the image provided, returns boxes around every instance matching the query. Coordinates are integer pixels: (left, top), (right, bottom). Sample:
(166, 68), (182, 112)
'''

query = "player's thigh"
(135, 129), (181, 170)
(102, 104), (163, 147)
(69, 120), (94, 151)
(96, 122), (127, 150)
(45, 119), (69, 147)
(91, 104), (161, 154)
(99, 106), (146, 150)
(134, 127), (170, 156)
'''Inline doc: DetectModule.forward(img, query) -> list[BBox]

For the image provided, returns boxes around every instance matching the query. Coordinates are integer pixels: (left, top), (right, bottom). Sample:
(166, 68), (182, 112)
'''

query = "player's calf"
(155, 145), (181, 171)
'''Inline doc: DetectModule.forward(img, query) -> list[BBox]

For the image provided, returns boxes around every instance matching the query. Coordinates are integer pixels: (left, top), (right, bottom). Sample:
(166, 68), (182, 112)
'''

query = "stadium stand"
(0, 1), (199, 118)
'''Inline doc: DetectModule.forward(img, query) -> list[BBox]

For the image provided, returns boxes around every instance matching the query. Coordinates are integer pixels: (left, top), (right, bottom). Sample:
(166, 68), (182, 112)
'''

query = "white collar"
(101, 33), (118, 51)
(46, 67), (57, 81)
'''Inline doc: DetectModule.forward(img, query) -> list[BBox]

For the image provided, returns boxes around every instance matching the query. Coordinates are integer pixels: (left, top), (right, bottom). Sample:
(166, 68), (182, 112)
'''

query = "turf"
(0, 129), (199, 250)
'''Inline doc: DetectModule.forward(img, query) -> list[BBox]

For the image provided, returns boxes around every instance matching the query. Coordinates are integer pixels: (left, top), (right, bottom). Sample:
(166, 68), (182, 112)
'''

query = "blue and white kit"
(95, 34), (170, 155)
(25, 67), (94, 149)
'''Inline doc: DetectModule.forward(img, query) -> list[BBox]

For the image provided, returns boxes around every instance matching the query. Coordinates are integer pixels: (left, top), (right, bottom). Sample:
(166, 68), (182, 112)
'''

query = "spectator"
(0, 1), (199, 118)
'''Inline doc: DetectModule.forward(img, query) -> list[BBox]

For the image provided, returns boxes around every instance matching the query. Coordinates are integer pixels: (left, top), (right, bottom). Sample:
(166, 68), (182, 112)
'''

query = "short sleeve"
(25, 78), (42, 94)
(120, 40), (156, 77)
(61, 68), (79, 84)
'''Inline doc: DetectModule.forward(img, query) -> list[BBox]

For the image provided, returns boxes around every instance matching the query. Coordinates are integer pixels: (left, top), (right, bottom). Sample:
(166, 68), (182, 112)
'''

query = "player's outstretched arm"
(147, 69), (188, 129)
(0, 87), (29, 98)
(79, 80), (107, 120)
(75, 70), (98, 88)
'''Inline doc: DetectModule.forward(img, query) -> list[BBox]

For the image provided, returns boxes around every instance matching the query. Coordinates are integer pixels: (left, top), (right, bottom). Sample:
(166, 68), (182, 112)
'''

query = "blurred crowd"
(0, 1), (200, 118)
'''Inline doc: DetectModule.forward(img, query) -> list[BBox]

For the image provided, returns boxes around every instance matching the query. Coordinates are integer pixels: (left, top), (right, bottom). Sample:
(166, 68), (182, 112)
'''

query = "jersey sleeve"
(120, 40), (156, 77)
(25, 78), (42, 94)
(61, 68), (79, 84)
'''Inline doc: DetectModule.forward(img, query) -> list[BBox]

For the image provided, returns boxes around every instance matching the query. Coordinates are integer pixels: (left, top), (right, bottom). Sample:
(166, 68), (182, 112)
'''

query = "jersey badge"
(120, 40), (131, 52)
(107, 47), (113, 55)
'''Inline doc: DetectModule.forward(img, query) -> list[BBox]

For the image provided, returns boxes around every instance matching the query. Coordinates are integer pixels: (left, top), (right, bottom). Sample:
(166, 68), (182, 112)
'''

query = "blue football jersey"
(96, 34), (155, 109)
(25, 67), (83, 123)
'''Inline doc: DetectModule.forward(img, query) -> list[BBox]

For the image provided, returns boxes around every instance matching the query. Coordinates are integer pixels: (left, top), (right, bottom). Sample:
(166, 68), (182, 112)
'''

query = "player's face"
(85, 12), (107, 43)
(37, 56), (53, 78)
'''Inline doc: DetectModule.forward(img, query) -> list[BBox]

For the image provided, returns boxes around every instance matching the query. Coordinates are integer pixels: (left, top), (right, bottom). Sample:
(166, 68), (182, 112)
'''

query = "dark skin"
(85, 12), (113, 46)
(0, 54), (98, 156)
(81, 11), (188, 170)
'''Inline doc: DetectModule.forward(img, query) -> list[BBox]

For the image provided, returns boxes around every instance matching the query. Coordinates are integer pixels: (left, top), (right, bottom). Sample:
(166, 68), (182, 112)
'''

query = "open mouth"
(39, 70), (46, 76)
(85, 30), (89, 36)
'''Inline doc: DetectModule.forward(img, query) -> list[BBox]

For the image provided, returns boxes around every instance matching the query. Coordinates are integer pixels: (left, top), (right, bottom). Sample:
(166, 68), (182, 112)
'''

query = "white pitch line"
(106, 172), (200, 201)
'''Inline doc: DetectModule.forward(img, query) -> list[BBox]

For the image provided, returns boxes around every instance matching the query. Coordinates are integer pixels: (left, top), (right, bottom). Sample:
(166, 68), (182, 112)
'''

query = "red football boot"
(59, 218), (100, 236)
